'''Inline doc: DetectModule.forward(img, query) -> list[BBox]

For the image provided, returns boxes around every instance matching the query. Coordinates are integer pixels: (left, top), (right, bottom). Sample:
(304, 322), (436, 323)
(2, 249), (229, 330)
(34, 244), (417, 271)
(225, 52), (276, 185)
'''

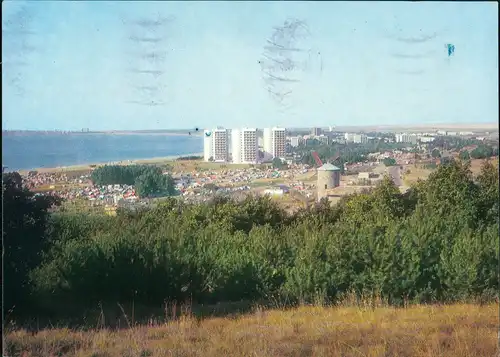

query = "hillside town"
(19, 127), (498, 215)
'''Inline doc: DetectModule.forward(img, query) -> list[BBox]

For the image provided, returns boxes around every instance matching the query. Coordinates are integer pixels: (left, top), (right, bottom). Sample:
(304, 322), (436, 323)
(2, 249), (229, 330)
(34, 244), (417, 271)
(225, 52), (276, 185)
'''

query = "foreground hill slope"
(5, 303), (498, 357)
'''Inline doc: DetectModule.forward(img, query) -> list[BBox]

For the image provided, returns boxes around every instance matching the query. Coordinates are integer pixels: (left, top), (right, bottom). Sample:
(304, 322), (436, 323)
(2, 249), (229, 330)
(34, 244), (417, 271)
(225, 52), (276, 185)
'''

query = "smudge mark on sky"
(378, 19), (451, 112)
(260, 18), (321, 116)
(122, 12), (176, 107)
(390, 51), (436, 59)
(126, 100), (166, 107)
(395, 32), (438, 43)
(395, 69), (425, 75)
(2, 3), (39, 96)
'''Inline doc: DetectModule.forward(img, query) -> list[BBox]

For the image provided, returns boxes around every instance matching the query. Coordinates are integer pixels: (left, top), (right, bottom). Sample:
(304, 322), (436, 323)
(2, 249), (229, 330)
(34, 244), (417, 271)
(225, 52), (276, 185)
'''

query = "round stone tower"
(317, 163), (341, 201)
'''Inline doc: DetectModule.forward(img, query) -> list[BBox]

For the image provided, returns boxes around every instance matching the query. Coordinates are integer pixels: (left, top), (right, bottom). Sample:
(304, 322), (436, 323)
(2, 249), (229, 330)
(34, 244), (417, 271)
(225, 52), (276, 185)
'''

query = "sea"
(2, 133), (203, 171)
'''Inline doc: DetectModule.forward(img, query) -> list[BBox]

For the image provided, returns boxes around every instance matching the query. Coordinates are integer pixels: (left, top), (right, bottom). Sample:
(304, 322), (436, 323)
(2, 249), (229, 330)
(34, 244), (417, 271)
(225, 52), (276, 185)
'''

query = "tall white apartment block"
(203, 128), (229, 162)
(355, 134), (368, 144)
(396, 133), (418, 144)
(419, 136), (435, 143)
(290, 136), (304, 147)
(263, 128), (272, 160)
(231, 129), (241, 164)
(263, 127), (287, 160)
(317, 135), (329, 145)
(203, 130), (213, 161)
(345, 133), (367, 144)
(311, 127), (322, 136)
(232, 128), (259, 164)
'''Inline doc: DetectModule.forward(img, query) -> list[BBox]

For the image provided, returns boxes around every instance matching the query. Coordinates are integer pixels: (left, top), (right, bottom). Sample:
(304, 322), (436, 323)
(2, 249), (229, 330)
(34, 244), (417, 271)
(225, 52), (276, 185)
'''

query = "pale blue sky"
(2, 1), (498, 131)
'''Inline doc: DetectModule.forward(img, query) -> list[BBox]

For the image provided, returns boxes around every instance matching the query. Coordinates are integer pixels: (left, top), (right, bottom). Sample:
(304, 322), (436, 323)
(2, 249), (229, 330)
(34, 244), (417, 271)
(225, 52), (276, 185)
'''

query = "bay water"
(2, 133), (203, 171)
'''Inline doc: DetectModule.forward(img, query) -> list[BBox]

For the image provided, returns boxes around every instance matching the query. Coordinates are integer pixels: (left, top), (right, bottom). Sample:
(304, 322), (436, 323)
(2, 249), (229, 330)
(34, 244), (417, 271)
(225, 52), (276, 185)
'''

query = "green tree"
(2, 172), (61, 315)
(470, 145), (497, 159)
(383, 157), (397, 166)
(10, 157), (500, 322)
(135, 171), (175, 198)
(90, 165), (161, 186)
(459, 150), (470, 161)
(431, 149), (441, 158)
(272, 157), (284, 169)
(475, 160), (499, 225)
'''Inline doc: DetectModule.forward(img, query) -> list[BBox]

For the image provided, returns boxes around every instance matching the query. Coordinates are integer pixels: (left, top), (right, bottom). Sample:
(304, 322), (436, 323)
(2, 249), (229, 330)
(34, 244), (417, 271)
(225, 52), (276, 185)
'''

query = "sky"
(2, 1), (498, 131)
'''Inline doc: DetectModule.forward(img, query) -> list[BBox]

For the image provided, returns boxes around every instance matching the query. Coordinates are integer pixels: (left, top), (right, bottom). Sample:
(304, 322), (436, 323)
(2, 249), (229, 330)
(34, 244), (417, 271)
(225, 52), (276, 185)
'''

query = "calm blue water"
(2, 133), (203, 171)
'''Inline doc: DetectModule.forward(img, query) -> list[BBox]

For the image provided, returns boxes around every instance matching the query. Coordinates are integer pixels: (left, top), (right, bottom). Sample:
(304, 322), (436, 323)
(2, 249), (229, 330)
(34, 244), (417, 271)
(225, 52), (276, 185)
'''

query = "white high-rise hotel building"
(203, 128), (229, 162)
(232, 128), (259, 164)
(263, 127), (286, 160)
(204, 126), (287, 164)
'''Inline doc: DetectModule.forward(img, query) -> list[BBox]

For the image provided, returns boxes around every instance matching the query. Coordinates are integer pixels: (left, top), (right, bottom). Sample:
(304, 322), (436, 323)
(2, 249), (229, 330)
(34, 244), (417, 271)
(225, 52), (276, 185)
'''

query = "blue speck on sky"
(2, 1), (498, 130)
(447, 44), (455, 57)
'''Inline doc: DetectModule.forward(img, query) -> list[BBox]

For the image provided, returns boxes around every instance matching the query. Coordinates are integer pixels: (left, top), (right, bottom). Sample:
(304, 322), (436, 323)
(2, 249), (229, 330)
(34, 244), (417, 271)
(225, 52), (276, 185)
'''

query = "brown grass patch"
(18, 159), (252, 176)
(32, 183), (89, 193)
(296, 171), (317, 182)
(469, 158), (498, 175)
(165, 160), (251, 172)
(401, 158), (498, 186)
(5, 303), (497, 357)
(402, 165), (434, 186)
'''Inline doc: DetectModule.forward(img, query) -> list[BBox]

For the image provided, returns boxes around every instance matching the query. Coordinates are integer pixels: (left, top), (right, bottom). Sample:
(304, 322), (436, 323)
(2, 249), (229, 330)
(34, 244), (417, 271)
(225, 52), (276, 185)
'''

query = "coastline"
(3, 131), (203, 137)
(16, 153), (204, 175)
(88, 132), (203, 137)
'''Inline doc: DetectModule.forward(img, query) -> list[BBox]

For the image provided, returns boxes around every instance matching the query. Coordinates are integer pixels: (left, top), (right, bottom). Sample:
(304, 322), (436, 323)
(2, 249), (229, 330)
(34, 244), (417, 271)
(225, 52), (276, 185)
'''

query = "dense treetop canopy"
(90, 164), (175, 198)
(2, 158), (498, 323)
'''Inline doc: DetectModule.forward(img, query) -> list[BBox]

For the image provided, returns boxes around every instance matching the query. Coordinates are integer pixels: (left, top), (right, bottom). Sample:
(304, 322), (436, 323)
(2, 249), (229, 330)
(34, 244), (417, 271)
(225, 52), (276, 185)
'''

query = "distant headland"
(2, 130), (203, 137)
(3, 123), (498, 136)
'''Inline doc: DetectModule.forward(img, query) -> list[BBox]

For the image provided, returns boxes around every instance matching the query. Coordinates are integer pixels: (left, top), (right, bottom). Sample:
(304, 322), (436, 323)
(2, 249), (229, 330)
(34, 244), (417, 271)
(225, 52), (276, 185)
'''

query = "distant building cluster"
(289, 136), (305, 147)
(311, 127), (322, 136)
(288, 126), (338, 148)
(202, 125), (484, 164)
(394, 133), (435, 144)
(203, 127), (287, 164)
(395, 133), (419, 144)
(396, 130), (474, 144)
(395, 130), (476, 144)
(344, 133), (368, 144)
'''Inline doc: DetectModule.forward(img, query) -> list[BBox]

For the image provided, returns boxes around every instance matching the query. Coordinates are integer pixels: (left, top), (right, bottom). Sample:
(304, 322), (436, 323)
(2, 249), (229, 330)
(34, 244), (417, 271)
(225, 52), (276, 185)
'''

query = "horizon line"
(3, 122), (499, 132)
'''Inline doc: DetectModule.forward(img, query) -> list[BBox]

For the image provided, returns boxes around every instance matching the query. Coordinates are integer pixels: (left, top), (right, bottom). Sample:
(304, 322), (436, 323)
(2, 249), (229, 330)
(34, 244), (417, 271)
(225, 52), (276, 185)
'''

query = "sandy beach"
(17, 153), (204, 175)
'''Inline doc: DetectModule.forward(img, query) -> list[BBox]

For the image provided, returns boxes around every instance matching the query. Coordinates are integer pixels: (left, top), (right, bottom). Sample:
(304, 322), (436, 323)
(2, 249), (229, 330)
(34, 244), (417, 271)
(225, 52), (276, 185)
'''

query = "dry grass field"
(401, 165), (434, 186)
(296, 171), (317, 182)
(469, 157), (498, 174)
(402, 158), (499, 186)
(18, 166), (93, 177)
(31, 183), (89, 193)
(324, 185), (370, 205)
(160, 160), (251, 172)
(17, 158), (252, 176)
(4, 303), (498, 357)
